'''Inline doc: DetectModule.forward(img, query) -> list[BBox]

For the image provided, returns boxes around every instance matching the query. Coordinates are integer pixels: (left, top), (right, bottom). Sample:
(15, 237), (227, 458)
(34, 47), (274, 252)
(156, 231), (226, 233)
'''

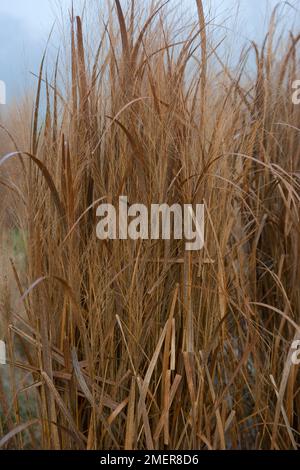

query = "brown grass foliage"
(1, 0), (300, 450)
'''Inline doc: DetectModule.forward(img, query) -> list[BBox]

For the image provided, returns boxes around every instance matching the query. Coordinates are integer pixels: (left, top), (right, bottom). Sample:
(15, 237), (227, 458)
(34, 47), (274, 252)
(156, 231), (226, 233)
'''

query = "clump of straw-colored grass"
(1, 0), (300, 450)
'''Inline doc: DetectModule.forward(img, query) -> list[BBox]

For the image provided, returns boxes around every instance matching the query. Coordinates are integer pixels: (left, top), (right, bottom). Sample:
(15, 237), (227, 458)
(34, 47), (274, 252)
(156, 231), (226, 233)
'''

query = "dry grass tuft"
(1, 0), (300, 450)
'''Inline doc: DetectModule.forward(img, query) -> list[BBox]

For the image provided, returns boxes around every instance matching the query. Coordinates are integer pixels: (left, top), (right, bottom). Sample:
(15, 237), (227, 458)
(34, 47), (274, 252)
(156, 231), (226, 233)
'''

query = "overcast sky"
(0, 0), (299, 104)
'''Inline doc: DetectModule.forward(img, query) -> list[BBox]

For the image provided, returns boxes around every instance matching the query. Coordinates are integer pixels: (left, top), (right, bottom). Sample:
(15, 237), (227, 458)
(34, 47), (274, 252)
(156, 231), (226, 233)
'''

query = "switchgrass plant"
(1, 0), (300, 450)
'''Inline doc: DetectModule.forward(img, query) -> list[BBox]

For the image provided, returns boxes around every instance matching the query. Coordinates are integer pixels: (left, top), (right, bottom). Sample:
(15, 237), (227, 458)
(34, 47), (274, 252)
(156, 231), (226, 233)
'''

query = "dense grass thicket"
(1, 0), (300, 450)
